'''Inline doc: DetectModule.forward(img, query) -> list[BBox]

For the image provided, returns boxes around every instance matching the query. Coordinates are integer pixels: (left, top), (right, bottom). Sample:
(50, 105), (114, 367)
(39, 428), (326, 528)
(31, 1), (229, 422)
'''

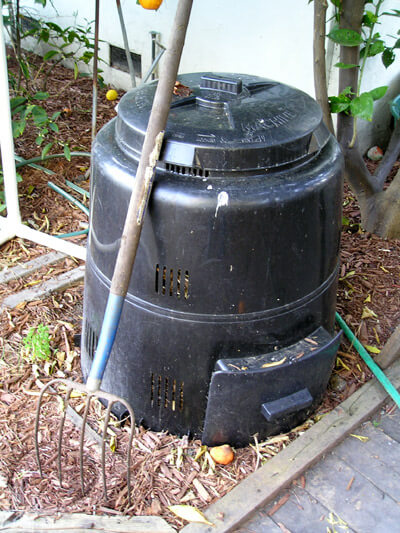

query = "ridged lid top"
(115, 72), (330, 172)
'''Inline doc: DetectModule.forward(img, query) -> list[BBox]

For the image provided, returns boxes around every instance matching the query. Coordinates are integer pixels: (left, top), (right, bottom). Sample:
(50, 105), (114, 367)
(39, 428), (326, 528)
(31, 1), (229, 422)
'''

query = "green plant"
(313, 0), (400, 238)
(21, 18), (100, 91)
(2, 1), (99, 159)
(23, 323), (51, 362)
(10, 91), (62, 154)
(326, 1), (399, 145)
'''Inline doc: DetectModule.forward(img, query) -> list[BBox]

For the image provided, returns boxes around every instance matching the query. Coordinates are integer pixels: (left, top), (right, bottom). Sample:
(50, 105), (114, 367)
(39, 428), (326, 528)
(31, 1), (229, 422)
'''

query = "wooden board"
(0, 511), (175, 532)
(334, 422), (400, 500)
(1, 266), (85, 309)
(337, 420), (400, 472)
(181, 359), (400, 532)
(305, 452), (400, 533)
(375, 405), (400, 443)
(250, 486), (353, 533)
(0, 251), (66, 284)
(375, 325), (400, 369)
(234, 505), (286, 533)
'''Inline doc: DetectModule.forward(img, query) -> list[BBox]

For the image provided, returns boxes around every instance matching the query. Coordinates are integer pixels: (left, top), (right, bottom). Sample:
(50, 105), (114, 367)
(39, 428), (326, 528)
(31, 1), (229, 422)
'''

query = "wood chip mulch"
(0, 53), (399, 529)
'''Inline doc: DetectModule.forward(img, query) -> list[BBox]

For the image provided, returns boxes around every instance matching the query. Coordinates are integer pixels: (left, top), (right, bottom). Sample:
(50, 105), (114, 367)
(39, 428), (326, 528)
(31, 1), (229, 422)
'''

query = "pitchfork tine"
(101, 401), (113, 500)
(57, 386), (73, 487)
(124, 402), (135, 507)
(79, 393), (92, 495)
(35, 379), (58, 478)
(101, 399), (135, 505)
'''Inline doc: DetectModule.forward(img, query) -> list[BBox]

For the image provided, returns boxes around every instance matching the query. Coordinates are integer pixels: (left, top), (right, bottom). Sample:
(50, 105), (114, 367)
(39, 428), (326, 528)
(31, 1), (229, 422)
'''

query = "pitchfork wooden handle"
(86, 0), (193, 392)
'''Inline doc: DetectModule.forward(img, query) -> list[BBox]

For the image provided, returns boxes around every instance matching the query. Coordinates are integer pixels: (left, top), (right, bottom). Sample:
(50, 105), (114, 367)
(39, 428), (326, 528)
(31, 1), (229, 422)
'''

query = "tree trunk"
(313, 0), (334, 134)
(332, 0), (400, 238)
(363, 168), (400, 238)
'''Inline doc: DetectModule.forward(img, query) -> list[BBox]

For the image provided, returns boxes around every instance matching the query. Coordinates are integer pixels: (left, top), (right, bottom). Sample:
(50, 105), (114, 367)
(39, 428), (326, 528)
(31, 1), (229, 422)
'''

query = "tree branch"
(374, 118), (400, 189)
(336, 0), (377, 197)
(313, 0), (334, 134)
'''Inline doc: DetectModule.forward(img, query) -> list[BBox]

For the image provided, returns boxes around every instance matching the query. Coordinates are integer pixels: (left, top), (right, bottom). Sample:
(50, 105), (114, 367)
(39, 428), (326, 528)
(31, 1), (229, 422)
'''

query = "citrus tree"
(313, 0), (400, 238)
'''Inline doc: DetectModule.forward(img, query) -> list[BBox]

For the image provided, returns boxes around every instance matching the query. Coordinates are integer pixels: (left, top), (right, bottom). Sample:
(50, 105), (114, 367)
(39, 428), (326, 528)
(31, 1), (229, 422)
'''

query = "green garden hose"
(336, 312), (400, 409)
(14, 151), (90, 170)
(47, 181), (89, 217)
(12, 154), (90, 239)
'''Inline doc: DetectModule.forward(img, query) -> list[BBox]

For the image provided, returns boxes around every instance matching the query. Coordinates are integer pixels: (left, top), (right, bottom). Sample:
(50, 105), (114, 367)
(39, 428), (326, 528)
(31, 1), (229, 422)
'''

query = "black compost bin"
(81, 72), (344, 447)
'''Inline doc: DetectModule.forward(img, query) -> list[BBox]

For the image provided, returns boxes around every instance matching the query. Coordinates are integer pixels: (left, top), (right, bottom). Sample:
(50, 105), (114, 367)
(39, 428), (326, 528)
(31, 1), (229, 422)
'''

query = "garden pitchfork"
(34, 0), (193, 503)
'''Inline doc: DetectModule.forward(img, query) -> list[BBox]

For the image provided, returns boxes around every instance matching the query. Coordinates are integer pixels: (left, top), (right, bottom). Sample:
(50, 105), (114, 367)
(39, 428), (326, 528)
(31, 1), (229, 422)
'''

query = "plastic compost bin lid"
(114, 72), (330, 172)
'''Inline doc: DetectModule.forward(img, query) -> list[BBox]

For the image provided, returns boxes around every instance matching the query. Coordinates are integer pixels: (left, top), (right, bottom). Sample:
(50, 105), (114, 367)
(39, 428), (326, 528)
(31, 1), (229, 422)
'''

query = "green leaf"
(49, 122), (59, 133)
(11, 105), (26, 117)
(18, 59), (30, 79)
(31, 106), (49, 126)
(328, 95), (351, 114)
(350, 92), (374, 121)
(10, 96), (28, 111)
(39, 28), (50, 43)
(68, 30), (78, 43)
(24, 104), (35, 117)
(394, 39), (400, 49)
(51, 111), (61, 121)
(41, 142), (53, 158)
(46, 22), (63, 34)
(64, 145), (71, 161)
(339, 86), (355, 97)
(43, 49), (59, 62)
(35, 134), (45, 146)
(334, 62), (359, 69)
(327, 27), (364, 46)
(12, 119), (26, 138)
(74, 62), (79, 80)
(362, 11), (378, 27)
(382, 48), (395, 68)
(360, 40), (384, 58)
(33, 91), (50, 100)
(368, 86), (388, 101)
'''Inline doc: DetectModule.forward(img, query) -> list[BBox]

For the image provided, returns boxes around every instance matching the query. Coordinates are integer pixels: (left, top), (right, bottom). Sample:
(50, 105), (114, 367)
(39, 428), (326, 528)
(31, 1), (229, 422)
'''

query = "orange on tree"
(209, 444), (235, 465)
(138, 0), (163, 10)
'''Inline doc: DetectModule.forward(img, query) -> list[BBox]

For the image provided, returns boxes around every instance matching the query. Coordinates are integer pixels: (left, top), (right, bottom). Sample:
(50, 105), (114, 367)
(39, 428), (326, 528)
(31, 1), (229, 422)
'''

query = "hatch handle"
(261, 388), (313, 422)
(200, 75), (242, 95)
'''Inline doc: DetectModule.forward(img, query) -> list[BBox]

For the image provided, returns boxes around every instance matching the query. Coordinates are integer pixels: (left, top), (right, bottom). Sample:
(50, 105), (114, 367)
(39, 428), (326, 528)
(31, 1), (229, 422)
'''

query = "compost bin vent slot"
(165, 163), (209, 178)
(84, 321), (99, 360)
(155, 264), (189, 299)
(150, 373), (184, 412)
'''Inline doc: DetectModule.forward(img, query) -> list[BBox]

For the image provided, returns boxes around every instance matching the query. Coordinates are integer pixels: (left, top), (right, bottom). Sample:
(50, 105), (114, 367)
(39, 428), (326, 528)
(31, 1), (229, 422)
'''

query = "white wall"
(18, 0), (400, 149)
(21, 0), (316, 95)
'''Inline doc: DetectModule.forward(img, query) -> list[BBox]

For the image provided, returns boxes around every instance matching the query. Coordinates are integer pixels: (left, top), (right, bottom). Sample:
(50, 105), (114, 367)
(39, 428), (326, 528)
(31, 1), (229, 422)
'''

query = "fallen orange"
(209, 444), (235, 465)
(106, 89), (118, 101)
